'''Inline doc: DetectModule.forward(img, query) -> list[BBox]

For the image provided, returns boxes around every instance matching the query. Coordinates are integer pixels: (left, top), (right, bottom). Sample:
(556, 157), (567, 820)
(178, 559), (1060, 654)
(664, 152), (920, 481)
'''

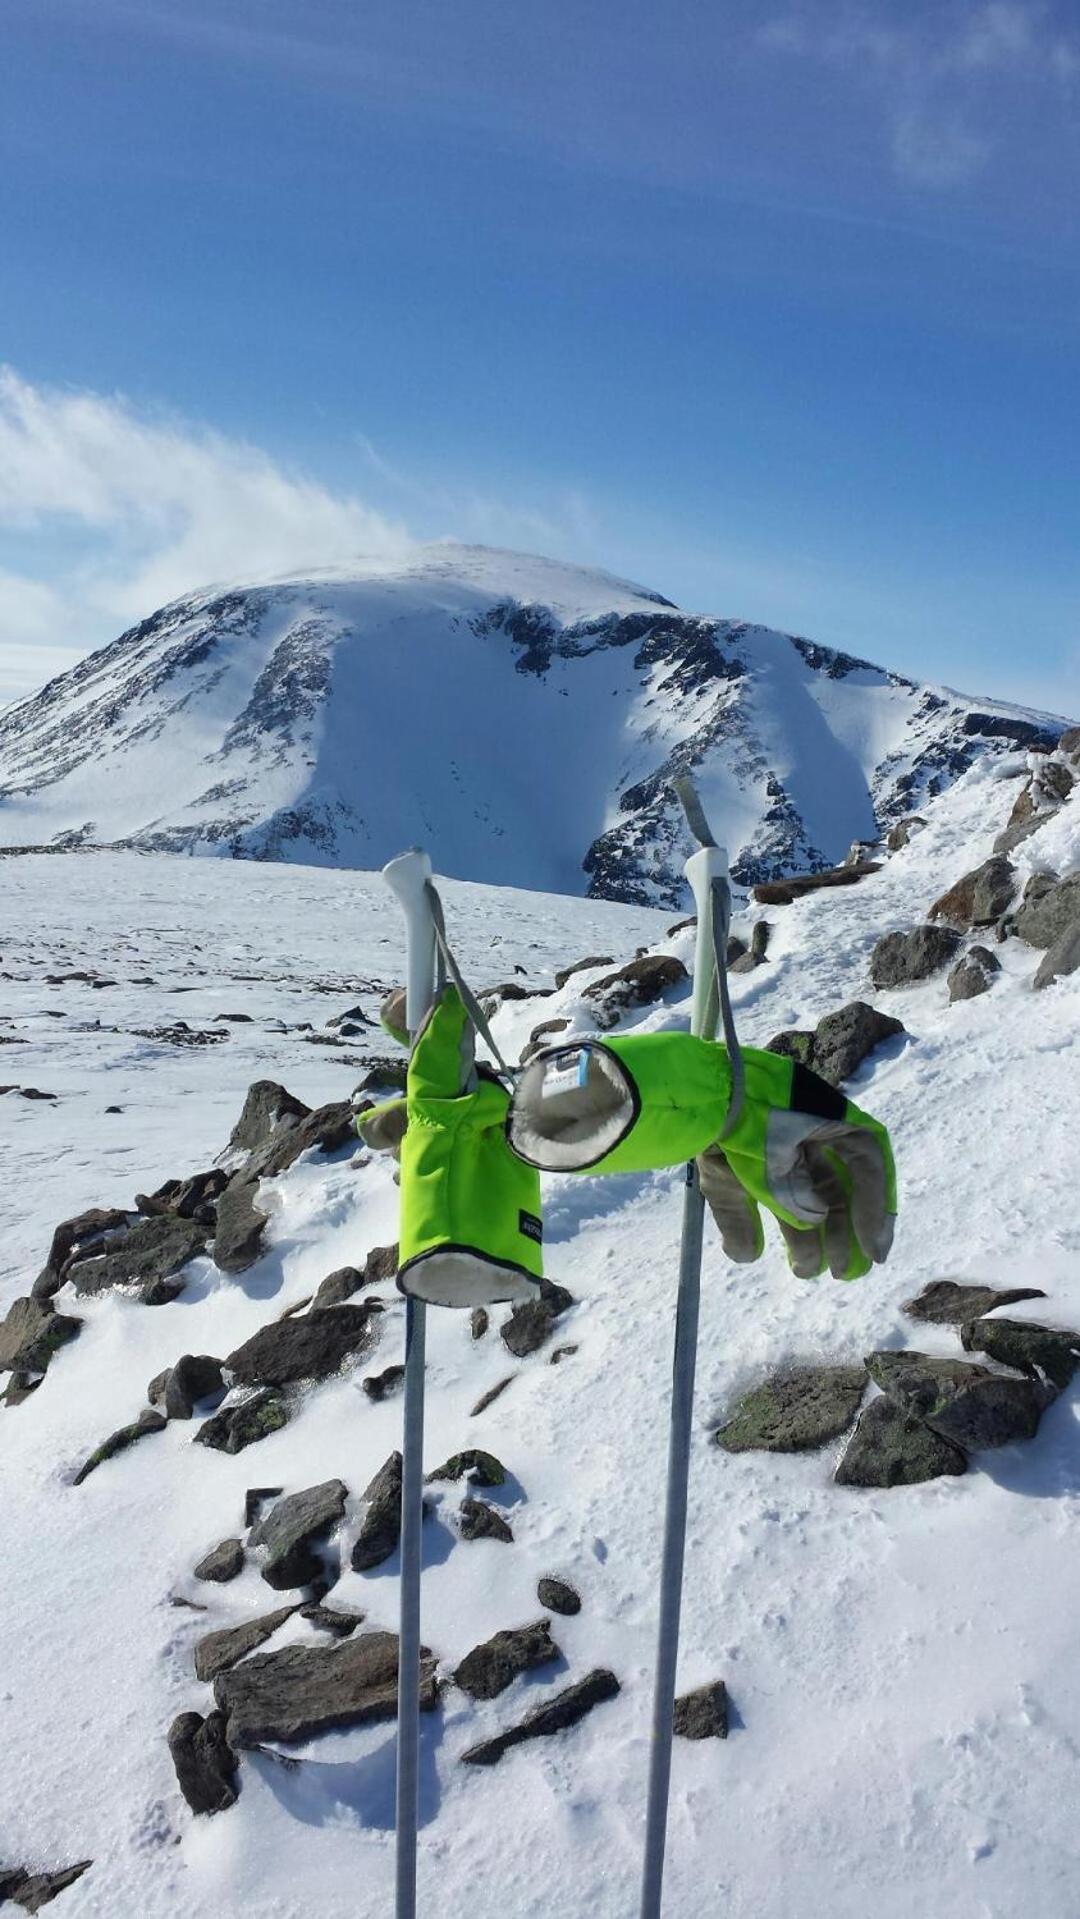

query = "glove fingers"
(776, 1217), (827, 1279)
(815, 1125), (895, 1265)
(800, 1140), (859, 1277)
(697, 1146), (765, 1263)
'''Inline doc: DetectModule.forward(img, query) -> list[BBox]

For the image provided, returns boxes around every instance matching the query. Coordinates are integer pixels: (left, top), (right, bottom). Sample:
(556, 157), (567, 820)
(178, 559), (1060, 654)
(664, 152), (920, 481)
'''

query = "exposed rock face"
(869, 925), (962, 988)
(194, 1538), (245, 1583)
(66, 1214), (206, 1300)
(227, 1080), (310, 1159)
(33, 1204), (129, 1298)
(351, 1453), (403, 1571)
(459, 1498), (514, 1544)
(902, 1280), (1046, 1324)
(1034, 922), (1080, 989)
(674, 1680), (728, 1739)
(194, 1389), (290, 1454)
(947, 945), (1001, 1002)
(461, 1668), (620, 1766)
(581, 955), (687, 1030)
(929, 856), (1016, 930)
(249, 1479), (349, 1589)
(1014, 873), (1080, 950)
(834, 1396), (968, 1487)
(867, 1351), (1053, 1449)
(714, 1366), (867, 1453)
(538, 1577), (581, 1616)
(213, 1174), (269, 1275)
(194, 1605), (298, 1681)
(214, 1630), (437, 1747)
(0, 1861), (92, 1910)
(0, 1297), (81, 1374)
(426, 1449), (506, 1488)
(167, 1709), (239, 1814)
(137, 1167), (227, 1227)
(73, 1408), (166, 1484)
(454, 1620), (560, 1700)
(767, 1001), (904, 1086)
(226, 1303), (379, 1387)
(256, 1100), (356, 1178)
(960, 1318), (1080, 1391)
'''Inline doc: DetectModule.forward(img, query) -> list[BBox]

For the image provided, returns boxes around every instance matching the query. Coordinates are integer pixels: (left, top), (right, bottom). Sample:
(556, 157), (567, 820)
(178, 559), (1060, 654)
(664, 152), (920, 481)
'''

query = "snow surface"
(1, 759), (1079, 1919)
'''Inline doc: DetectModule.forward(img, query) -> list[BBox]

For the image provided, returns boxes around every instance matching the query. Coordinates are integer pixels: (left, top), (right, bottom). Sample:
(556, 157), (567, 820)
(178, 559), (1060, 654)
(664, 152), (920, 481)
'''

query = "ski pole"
(639, 780), (730, 1919)
(382, 848), (438, 1919)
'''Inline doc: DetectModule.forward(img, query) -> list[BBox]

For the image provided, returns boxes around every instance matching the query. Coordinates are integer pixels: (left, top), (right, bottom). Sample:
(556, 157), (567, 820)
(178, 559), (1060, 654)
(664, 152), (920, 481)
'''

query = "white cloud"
(892, 110), (990, 187)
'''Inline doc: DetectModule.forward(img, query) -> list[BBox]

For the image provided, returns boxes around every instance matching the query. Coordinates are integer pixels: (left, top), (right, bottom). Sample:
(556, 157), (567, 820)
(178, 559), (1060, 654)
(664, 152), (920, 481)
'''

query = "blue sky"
(1, 0), (1078, 709)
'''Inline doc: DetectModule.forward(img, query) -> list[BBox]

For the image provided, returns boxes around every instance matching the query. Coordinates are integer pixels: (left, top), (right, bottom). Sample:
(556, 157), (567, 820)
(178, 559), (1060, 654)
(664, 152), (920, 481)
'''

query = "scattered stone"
(244, 1486), (284, 1526)
(461, 1668), (619, 1766)
(163, 1354), (226, 1420)
(213, 1173), (269, 1275)
(132, 1023), (228, 1048)
(167, 1709), (239, 1814)
(929, 856), (1016, 930)
(549, 1344), (578, 1365)
(1014, 872), (1080, 950)
(227, 1080), (310, 1159)
(455, 1620), (560, 1700)
(869, 925), (962, 988)
(729, 921), (771, 974)
(226, 1303), (379, 1387)
(714, 1366), (867, 1453)
(555, 955), (615, 989)
(768, 1001), (904, 1086)
(0, 1297), (81, 1374)
(194, 1389), (291, 1454)
(1034, 922), (1080, 989)
(249, 1479), (349, 1589)
(887, 815), (926, 852)
(214, 1630), (437, 1747)
(363, 1365), (405, 1403)
(66, 1213), (206, 1300)
(470, 1307), (489, 1341)
(73, 1408), (166, 1484)
(902, 1279), (1046, 1324)
(256, 1100), (357, 1178)
(351, 1453), (403, 1571)
(300, 1602), (365, 1637)
(427, 1449), (506, 1487)
(194, 1539), (245, 1583)
(834, 1396), (967, 1487)
(582, 955), (688, 1030)
(867, 1350), (1054, 1449)
(501, 1279), (574, 1358)
(537, 1576), (581, 1616)
(194, 1605), (298, 1682)
(753, 863), (879, 907)
(459, 1498), (513, 1544)
(674, 1680), (728, 1739)
(33, 1204), (129, 1297)
(960, 1318), (1080, 1391)
(0, 1861), (92, 1911)
(947, 945), (1002, 1002)
(471, 1376), (515, 1417)
(311, 1266), (364, 1310)
(3, 1372), (42, 1408)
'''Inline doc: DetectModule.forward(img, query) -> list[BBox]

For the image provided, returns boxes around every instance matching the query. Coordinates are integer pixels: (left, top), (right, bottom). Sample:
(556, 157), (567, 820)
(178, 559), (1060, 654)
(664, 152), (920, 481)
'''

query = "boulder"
(947, 945), (1001, 1002)
(363, 1364), (405, 1403)
(194, 1538), (245, 1583)
(1015, 873), (1080, 950)
(867, 1350), (1053, 1449)
(461, 1668), (620, 1766)
(249, 1479), (349, 1589)
(164, 1354), (226, 1420)
(351, 1453), (403, 1571)
(167, 1709), (239, 1814)
(227, 1080), (309, 1159)
(459, 1497), (513, 1543)
(214, 1629), (437, 1747)
(311, 1266), (364, 1310)
(929, 856), (1016, 930)
(1034, 922), (1080, 989)
(255, 1100), (356, 1178)
(834, 1396), (968, 1487)
(729, 921), (771, 975)
(0, 1862), (92, 1911)
(194, 1605), (298, 1682)
(213, 1173), (269, 1275)
(501, 1278), (574, 1358)
(555, 956), (615, 989)
(194, 1389), (291, 1454)
(753, 863), (879, 907)
(0, 1297), (81, 1374)
(426, 1449), (506, 1488)
(674, 1680), (728, 1739)
(886, 815), (926, 852)
(809, 1002), (904, 1085)
(226, 1303), (378, 1388)
(714, 1366), (867, 1453)
(869, 925), (962, 988)
(902, 1279), (1046, 1324)
(454, 1620), (560, 1700)
(66, 1213), (206, 1300)
(72, 1408), (166, 1484)
(582, 955), (687, 1030)
(537, 1576), (581, 1616)
(764, 1028), (815, 1069)
(33, 1204), (129, 1298)
(960, 1318), (1080, 1391)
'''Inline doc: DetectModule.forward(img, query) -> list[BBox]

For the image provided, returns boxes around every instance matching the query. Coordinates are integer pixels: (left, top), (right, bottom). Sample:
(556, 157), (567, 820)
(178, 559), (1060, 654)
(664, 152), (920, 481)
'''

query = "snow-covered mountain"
(0, 544), (1069, 903)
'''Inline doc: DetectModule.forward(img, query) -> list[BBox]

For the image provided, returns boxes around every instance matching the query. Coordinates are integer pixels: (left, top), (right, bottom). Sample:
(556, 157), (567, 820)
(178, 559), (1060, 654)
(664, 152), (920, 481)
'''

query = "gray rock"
(753, 862), (880, 907)
(549, 1344), (578, 1365)
(948, 945), (1001, 1002)
(461, 1668), (620, 1766)
(455, 1619), (560, 1700)
(363, 1364), (405, 1403)
(729, 920), (772, 974)
(764, 1028), (815, 1069)
(0, 1862), (92, 1911)
(33, 1204), (129, 1297)
(459, 1497), (513, 1543)
(1015, 872), (1080, 950)
(714, 1366), (867, 1453)
(164, 1354), (225, 1420)
(214, 1629), (437, 1747)
(249, 1479), (349, 1589)
(194, 1605), (298, 1681)
(470, 1376), (515, 1416)
(194, 1389), (291, 1454)
(426, 1449), (506, 1488)
(227, 1080), (309, 1158)
(869, 925), (962, 988)
(887, 815), (926, 851)
(554, 955), (615, 989)
(582, 955), (688, 1030)
(1034, 921), (1080, 989)
(194, 1538), (245, 1583)
(929, 856), (1016, 930)
(834, 1395), (968, 1487)
(960, 1317), (1080, 1391)
(674, 1680), (728, 1739)
(255, 1099), (356, 1179)
(72, 1408), (166, 1484)
(537, 1576), (581, 1616)
(311, 1266), (364, 1309)
(66, 1214), (206, 1300)
(808, 1002), (905, 1085)
(0, 1296), (81, 1374)
(867, 1350), (1054, 1449)
(470, 1307), (489, 1341)
(244, 1486), (283, 1526)
(501, 1278), (574, 1358)
(226, 1303), (379, 1387)
(137, 1167), (228, 1226)
(300, 1602), (365, 1637)
(167, 1709), (239, 1814)
(902, 1279), (1046, 1324)
(213, 1173), (269, 1275)
(521, 1017), (570, 1066)
(351, 1452), (403, 1571)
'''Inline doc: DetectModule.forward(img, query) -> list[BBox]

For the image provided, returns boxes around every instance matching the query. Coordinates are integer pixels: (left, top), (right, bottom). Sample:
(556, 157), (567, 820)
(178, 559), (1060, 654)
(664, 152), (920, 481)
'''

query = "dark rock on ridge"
(461, 1668), (620, 1766)
(249, 1479), (349, 1589)
(715, 1366), (867, 1453)
(454, 1620), (560, 1700)
(167, 1709), (239, 1814)
(834, 1396), (968, 1487)
(214, 1630), (437, 1747)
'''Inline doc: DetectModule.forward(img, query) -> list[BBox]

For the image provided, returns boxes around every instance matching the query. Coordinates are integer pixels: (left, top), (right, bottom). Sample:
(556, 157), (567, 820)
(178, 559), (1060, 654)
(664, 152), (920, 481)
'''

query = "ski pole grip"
(383, 848), (437, 1039)
(686, 845), (729, 1040)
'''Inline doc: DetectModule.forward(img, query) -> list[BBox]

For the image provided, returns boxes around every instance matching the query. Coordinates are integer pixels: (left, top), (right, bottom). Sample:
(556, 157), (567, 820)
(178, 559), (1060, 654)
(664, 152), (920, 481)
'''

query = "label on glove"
(542, 1049), (588, 1098)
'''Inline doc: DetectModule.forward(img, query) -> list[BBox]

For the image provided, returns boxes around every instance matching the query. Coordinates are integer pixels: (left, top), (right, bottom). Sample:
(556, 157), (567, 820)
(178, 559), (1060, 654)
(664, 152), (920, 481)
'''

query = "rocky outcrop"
(928, 856), (1016, 930)
(213, 1174), (269, 1275)
(581, 955), (687, 1030)
(1014, 872), (1080, 950)
(1034, 922), (1080, 990)
(869, 925), (962, 988)
(0, 1861), (92, 1910)
(714, 1366), (867, 1453)
(226, 1080), (310, 1159)
(454, 1620), (560, 1700)
(248, 1479), (349, 1589)
(460, 1668), (620, 1766)
(960, 1317), (1080, 1390)
(0, 1297), (81, 1375)
(66, 1214), (206, 1302)
(867, 1351), (1053, 1449)
(213, 1630), (437, 1747)
(33, 1205), (129, 1299)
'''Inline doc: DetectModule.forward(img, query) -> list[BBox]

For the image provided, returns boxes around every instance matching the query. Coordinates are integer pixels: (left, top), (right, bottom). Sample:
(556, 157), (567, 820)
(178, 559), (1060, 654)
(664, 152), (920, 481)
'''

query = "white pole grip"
(685, 843), (729, 1039)
(383, 848), (436, 1037)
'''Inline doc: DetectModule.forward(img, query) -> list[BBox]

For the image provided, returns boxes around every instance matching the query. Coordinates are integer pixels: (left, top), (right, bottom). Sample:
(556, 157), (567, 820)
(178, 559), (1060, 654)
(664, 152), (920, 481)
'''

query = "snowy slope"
(1, 757), (1079, 1919)
(0, 543), (1069, 903)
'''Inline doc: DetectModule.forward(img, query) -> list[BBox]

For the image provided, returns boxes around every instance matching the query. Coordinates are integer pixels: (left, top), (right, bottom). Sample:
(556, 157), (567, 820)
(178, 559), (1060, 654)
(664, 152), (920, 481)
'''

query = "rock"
(72, 1408), (166, 1484)
(554, 956), (615, 989)
(537, 1576), (581, 1616)
(810, 1002), (904, 1085)
(459, 1497), (513, 1543)
(834, 1396), (968, 1487)
(1014, 873), (1080, 950)
(960, 1318), (1080, 1391)
(753, 863), (879, 907)
(213, 1173), (269, 1275)
(66, 1214), (206, 1300)
(244, 1486), (284, 1526)
(729, 921), (771, 974)
(3, 1372), (42, 1408)
(194, 1389), (291, 1454)
(455, 1620), (560, 1700)
(903, 1279), (1046, 1323)
(311, 1266), (364, 1310)
(194, 1538), (245, 1582)
(582, 955), (688, 1030)
(867, 1350), (1054, 1449)
(194, 1606), (298, 1681)
(947, 945), (1001, 1002)
(249, 1479), (349, 1589)
(501, 1280), (573, 1358)
(869, 925), (962, 988)
(471, 1376), (514, 1416)
(363, 1365), (405, 1402)
(255, 1099), (357, 1178)
(549, 1344), (578, 1365)
(764, 1028), (815, 1068)
(1033, 921), (1080, 989)
(226, 1303), (379, 1387)
(714, 1366), (867, 1453)
(0, 1297), (81, 1374)
(0, 1862), (92, 1911)
(470, 1307), (489, 1341)
(461, 1668), (620, 1766)
(351, 1453), (403, 1571)
(300, 1602), (365, 1637)
(164, 1354), (226, 1420)
(214, 1629), (437, 1747)
(427, 1449), (506, 1487)
(929, 856), (1016, 930)
(167, 1709), (239, 1814)
(887, 815), (926, 851)
(227, 1080), (310, 1159)
(33, 1204), (129, 1297)
(138, 1168), (228, 1225)
(674, 1679), (728, 1739)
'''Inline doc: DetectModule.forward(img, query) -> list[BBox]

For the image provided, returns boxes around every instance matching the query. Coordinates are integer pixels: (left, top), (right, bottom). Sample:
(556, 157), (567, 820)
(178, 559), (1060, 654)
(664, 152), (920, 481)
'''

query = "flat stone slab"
(455, 1620), (560, 1700)
(351, 1452), (402, 1571)
(867, 1351), (1054, 1450)
(835, 1396), (968, 1487)
(214, 1630), (437, 1747)
(249, 1479), (348, 1589)
(714, 1366), (867, 1453)
(194, 1538), (244, 1582)
(226, 1304), (378, 1388)
(194, 1389), (291, 1454)
(0, 1296), (81, 1374)
(0, 1861), (92, 1911)
(461, 1668), (620, 1766)
(960, 1318), (1080, 1391)
(194, 1605), (298, 1681)
(903, 1280), (1046, 1324)
(67, 1214), (206, 1298)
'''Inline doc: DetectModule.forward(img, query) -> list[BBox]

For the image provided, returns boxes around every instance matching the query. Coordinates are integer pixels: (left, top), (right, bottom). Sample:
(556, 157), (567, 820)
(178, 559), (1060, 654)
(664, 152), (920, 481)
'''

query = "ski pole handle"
(383, 848), (437, 1037)
(685, 844), (729, 1040)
